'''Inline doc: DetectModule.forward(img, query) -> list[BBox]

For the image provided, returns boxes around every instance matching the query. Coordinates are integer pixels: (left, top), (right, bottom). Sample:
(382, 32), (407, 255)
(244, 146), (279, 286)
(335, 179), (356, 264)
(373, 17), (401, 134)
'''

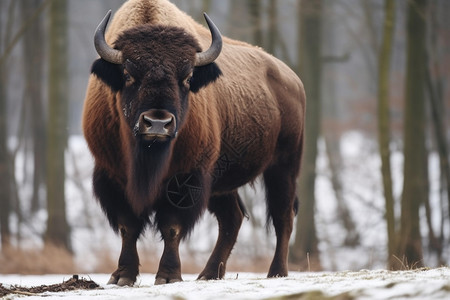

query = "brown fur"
(82, 0), (305, 286)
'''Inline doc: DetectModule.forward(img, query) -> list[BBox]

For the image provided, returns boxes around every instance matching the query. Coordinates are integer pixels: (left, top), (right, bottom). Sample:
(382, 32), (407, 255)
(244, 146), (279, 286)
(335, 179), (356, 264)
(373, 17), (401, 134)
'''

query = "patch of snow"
(1, 268), (450, 299)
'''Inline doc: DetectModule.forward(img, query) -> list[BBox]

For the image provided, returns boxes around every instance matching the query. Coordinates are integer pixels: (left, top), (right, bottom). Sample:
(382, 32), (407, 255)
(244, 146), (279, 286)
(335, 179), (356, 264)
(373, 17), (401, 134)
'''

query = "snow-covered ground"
(1, 268), (450, 299)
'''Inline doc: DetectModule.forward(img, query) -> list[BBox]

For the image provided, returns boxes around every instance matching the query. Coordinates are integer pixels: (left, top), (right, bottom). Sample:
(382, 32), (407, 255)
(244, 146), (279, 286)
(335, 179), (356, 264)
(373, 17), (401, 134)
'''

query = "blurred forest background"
(0, 0), (449, 274)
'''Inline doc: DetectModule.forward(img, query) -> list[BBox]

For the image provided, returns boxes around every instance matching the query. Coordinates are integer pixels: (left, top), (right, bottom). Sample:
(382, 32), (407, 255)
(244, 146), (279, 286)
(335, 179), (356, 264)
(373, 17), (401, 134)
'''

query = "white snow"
(1, 268), (450, 299)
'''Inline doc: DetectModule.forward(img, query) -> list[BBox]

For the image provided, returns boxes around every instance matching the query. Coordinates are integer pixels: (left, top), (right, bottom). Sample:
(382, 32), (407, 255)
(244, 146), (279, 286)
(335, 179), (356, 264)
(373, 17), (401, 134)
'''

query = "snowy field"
(1, 268), (450, 299)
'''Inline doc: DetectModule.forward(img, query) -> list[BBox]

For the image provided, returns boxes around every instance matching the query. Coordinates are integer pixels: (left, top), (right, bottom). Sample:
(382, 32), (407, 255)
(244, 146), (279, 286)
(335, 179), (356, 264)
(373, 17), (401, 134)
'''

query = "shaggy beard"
(126, 139), (172, 216)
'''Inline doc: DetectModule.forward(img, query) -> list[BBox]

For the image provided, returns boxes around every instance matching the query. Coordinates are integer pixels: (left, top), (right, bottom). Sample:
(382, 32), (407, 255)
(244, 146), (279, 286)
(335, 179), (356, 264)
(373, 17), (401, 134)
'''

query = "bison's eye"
(182, 72), (193, 89)
(124, 69), (135, 86)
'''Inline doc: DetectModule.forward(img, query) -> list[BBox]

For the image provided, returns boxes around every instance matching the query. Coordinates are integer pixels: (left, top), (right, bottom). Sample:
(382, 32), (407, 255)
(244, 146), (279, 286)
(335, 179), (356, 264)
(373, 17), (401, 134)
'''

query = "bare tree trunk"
(324, 135), (360, 247)
(45, 0), (71, 252)
(394, 0), (427, 270)
(425, 2), (450, 259)
(0, 61), (11, 250)
(0, 0), (16, 251)
(21, 0), (46, 214)
(425, 48), (446, 265)
(289, 0), (322, 271)
(377, 0), (397, 269)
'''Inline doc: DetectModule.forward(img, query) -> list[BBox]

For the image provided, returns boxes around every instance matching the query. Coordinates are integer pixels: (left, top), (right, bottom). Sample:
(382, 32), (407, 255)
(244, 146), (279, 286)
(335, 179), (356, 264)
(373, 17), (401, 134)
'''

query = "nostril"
(143, 115), (153, 128)
(164, 117), (174, 129)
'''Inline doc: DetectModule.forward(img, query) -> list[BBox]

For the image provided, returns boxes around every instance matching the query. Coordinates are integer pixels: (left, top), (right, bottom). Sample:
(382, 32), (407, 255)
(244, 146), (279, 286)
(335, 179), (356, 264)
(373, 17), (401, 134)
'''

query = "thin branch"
(0, 0), (52, 66)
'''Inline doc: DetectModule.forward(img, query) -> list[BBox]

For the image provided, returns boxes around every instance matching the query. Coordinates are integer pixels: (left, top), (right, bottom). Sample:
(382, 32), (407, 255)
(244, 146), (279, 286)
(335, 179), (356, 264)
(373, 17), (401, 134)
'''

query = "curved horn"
(195, 13), (223, 67)
(94, 10), (123, 64)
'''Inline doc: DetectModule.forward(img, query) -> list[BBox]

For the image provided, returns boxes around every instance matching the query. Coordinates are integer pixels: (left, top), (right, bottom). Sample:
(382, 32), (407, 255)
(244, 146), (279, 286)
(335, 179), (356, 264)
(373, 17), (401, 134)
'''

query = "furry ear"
(91, 58), (124, 92)
(189, 62), (222, 93)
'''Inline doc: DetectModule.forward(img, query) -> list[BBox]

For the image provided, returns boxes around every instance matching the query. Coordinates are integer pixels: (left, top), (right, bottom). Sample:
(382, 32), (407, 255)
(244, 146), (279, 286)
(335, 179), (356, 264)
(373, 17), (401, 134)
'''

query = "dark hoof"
(197, 274), (221, 280)
(197, 270), (224, 280)
(198, 262), (225, 280)
(267, 271), (288, 278)
(107, 275), (135, 286)
(154, 276), (182, 285)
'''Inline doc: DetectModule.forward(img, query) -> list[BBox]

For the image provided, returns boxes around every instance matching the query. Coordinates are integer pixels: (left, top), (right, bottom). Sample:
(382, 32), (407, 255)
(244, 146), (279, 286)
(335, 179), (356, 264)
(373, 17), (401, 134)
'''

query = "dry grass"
(0, 244), (77, 274)
(227, 255), (273, 274)
(0, 243), (276, 275)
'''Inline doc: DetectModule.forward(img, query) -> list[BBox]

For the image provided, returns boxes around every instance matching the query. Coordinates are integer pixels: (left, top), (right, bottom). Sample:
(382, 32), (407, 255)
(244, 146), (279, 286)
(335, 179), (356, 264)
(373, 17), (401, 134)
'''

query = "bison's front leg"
(154, 171), (210, 284)
(93, 167), (145, 286)
(107, 222), (142, 286)
(154, 220), (183, 285)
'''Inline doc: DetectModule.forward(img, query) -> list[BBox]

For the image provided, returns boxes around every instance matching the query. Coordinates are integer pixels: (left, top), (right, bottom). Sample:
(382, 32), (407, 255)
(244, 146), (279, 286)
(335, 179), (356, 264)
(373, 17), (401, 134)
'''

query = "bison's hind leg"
(198, 191), (245, 280)
(263, 160), (299, 278)
(93, 167), (147, 286)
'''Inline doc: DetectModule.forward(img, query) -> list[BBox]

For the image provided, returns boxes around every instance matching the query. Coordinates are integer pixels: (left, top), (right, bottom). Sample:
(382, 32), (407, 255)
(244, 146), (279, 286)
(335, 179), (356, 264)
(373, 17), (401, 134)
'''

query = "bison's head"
(90, 11), (222, 214)
(92, 11), (222, 146)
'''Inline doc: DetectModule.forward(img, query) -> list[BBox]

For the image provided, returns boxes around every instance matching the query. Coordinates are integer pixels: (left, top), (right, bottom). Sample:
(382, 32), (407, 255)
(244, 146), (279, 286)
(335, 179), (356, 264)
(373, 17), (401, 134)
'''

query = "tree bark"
(394, 0), (427, 270)
(0, 0), (15, 251)
(324, 135), (360, 247)
(45, 0), (71, 252)
(0, 55), (11, 250)
(377, 0), (397, 269)
(425, 3), (450, 252)
(21, 0), (46, 214)
(425, 44), (446, 264)
(289, 0), (322, 271)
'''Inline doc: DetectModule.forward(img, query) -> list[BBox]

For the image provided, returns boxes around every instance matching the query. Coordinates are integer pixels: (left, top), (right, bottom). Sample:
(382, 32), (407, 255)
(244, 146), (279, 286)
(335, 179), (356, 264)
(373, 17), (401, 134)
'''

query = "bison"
(83, 0), (305, 286)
